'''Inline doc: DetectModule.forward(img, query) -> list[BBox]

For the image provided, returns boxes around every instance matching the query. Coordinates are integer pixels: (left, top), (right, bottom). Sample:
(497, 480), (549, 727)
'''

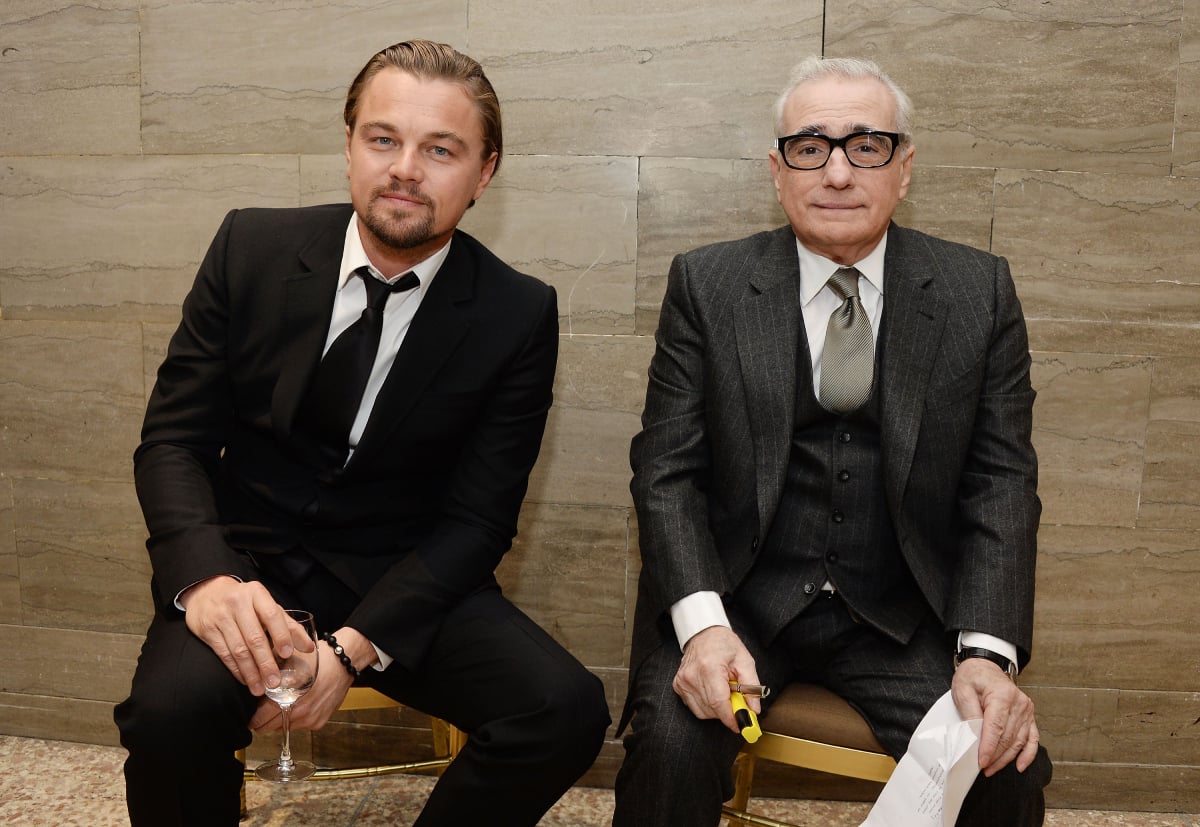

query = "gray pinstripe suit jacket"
(628, 222), (1040, 678)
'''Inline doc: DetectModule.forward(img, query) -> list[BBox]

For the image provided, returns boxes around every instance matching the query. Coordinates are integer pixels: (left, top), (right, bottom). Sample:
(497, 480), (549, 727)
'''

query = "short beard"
(362, 187), (436, 250)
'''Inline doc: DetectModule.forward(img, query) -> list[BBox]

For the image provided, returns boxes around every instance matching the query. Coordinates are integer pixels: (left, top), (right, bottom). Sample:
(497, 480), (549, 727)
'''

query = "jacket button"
(803, 582), (816, 595)
(839, 431), (852, 443)
(832, 510), (844, 523)
(827, 552), (839, 563)
(838, 469), (851, 482)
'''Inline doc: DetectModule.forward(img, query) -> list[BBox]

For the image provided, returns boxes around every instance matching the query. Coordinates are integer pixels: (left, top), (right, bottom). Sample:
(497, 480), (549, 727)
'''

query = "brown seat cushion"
(761, 684), (888, 754)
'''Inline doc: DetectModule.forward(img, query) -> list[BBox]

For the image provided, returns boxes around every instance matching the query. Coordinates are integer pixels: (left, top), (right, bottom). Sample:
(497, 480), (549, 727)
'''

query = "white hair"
(772, 56), (914, 141)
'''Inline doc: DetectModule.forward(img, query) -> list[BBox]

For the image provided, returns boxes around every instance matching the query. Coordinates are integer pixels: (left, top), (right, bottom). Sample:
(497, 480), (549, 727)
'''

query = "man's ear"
(896, 144), (915, 200)
(768, 150), (784, 204)
(466, 152), (498, 208)
(474, 151), (499, 202)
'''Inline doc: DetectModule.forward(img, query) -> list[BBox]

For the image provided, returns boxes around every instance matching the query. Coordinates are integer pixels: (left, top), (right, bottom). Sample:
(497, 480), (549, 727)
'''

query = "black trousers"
(613, 594), (1051, 826)
(114, 557), (610, 827)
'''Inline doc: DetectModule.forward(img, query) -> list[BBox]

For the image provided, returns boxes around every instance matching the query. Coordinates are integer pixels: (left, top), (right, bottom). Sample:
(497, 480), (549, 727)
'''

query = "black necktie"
(298, 266), (419, 460)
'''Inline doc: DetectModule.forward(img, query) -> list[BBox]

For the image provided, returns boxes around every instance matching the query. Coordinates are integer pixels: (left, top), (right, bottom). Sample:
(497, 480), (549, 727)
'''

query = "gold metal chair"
(238, 686), (465, 817)
(721, 683), (896, 827)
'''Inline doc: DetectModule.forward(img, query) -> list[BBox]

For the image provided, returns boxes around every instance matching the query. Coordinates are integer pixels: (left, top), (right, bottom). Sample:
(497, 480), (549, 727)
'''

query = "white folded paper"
(860, 691), (982, 827)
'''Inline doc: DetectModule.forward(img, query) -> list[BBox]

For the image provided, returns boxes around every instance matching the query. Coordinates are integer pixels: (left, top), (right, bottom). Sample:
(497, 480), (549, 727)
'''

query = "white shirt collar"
(337, 215), (452, 294)
(795, 231), (888, 307)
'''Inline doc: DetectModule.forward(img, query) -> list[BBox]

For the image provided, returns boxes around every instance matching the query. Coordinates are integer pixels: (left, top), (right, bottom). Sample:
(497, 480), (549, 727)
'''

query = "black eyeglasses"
(774, 130), (907, 170)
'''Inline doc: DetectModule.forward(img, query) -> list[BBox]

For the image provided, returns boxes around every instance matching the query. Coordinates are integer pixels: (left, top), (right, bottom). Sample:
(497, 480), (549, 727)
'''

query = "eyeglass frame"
(773, 129), (908, 171)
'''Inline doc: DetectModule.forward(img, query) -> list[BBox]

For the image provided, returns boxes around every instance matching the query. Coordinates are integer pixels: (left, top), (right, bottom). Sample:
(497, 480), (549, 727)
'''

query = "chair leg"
(723, 752), (756, 826)
(448, 725), (467, 758)
(430, 716), (452, 775)
(235, 748), (248, 821)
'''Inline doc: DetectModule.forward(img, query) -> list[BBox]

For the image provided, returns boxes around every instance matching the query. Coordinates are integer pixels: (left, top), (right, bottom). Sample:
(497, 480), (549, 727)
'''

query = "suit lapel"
(879, 225), (948, 508)
(733, 227), (802, 533)
(346, 233), (473, 468)
(271, 217), (347, 442)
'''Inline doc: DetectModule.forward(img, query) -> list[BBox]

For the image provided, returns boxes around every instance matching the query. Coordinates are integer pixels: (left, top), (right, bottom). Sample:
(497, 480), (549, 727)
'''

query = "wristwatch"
(954, 646), (1017, 680)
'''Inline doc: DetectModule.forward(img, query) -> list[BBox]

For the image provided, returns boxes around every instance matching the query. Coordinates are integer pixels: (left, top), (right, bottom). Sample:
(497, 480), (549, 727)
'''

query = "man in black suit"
(614, 56), (1052, 825)
(115, 40), (609, 826)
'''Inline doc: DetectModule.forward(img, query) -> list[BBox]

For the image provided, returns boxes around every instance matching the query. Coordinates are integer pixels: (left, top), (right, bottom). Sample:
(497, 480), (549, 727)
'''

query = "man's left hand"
(951, 658), (1040, 776)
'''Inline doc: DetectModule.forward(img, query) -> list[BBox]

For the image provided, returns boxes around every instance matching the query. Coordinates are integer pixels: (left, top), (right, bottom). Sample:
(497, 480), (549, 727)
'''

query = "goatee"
(363, 188), (436, 250)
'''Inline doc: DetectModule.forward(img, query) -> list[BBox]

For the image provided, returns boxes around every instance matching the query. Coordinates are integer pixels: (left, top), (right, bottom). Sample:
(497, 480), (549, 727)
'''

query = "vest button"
(832, 510), (844, 523)
(803, 582), (817, 595)
(838, 469), (851, 482)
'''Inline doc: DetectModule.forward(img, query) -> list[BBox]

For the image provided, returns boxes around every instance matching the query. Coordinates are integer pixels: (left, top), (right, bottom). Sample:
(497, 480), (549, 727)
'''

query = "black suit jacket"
(629, 223), (1040, 674)
(135, 204), (558, 670)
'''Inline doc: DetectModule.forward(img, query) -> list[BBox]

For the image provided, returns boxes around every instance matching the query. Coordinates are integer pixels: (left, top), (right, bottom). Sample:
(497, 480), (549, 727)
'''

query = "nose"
(821, 146), (855, 187)
(388, 148), (423, 181)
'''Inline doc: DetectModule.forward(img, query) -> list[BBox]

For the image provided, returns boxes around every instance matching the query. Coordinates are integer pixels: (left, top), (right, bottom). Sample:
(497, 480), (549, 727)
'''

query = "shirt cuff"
(174, 575), (243, 611)
(958, 630), (1019, 675)
(371, 644), (392, 672)
(670, 591), (731, 651)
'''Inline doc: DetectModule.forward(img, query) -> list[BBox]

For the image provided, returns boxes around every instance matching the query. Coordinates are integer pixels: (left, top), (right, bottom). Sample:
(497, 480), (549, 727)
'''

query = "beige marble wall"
(1, 0), (1198, 812)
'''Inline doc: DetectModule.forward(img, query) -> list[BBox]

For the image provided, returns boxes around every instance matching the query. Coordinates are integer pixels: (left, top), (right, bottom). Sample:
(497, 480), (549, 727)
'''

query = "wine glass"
(255, 609), (319, 782)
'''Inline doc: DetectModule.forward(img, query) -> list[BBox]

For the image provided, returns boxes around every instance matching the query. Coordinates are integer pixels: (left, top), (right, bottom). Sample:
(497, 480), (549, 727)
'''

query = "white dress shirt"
(332, 217), (451, 462)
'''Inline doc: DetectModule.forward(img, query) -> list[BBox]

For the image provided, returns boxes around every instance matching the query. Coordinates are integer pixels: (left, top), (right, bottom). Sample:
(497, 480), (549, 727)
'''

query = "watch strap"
(954, 646), (1017, 679)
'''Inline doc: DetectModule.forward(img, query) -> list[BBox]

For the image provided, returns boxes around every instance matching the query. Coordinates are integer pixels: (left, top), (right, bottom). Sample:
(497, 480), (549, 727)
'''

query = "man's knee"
(614, 686), (744, 827)
(530, 662), (610, 764)
(988, 745), (1052, 796)
(116, 641), (254, 754)
(1004, 745), (1053, 802)
(621, 686), (741, 784)
(958, 746), (1052, 827)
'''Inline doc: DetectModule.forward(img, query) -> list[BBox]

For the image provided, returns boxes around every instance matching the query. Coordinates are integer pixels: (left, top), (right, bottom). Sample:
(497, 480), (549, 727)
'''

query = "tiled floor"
(1, 735), (1197, 827)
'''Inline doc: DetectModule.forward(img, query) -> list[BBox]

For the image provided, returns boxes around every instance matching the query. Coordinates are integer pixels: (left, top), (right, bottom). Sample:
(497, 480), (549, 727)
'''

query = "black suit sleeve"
(134, 209), (254, 609)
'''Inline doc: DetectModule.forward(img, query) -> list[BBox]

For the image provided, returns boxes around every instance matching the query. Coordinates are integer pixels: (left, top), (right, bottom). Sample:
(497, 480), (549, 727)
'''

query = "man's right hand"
(179, 576), (311, 696)
(673, 625), (762, 733)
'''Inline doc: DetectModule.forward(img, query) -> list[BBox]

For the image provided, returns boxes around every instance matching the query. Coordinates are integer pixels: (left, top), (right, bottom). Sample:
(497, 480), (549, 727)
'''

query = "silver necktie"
(818, 267), (874, 414)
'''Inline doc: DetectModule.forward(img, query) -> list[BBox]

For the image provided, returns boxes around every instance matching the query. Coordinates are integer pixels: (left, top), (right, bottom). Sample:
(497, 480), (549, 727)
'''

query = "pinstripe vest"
(733, 335), (927, 647)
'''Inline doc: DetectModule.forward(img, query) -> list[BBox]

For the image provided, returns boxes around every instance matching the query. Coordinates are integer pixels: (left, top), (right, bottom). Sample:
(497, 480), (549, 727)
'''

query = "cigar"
(728, 682), (771, 699)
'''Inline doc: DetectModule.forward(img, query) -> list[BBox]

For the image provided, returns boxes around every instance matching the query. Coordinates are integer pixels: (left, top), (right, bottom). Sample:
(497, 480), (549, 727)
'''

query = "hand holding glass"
(255, 609), (319, 782)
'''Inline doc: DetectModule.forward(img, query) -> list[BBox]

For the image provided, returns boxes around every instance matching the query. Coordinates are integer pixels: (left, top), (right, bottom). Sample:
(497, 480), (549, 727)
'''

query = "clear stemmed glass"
(255, 609), (319, 782)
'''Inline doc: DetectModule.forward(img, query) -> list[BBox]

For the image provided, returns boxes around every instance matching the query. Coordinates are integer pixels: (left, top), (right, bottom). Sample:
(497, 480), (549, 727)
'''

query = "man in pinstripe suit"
(613, 56), (1052, 825)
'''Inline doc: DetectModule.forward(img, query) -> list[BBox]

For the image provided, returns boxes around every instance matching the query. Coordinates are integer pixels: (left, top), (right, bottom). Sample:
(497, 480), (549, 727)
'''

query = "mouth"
(375, 186), (432, 210)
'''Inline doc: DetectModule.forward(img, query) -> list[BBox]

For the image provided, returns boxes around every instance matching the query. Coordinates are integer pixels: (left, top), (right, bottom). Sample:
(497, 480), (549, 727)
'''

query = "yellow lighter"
(730, 691), (761, 743)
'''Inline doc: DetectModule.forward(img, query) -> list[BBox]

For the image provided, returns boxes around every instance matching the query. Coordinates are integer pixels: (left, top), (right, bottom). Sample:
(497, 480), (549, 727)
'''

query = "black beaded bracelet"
(321, 632), (361, 679)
